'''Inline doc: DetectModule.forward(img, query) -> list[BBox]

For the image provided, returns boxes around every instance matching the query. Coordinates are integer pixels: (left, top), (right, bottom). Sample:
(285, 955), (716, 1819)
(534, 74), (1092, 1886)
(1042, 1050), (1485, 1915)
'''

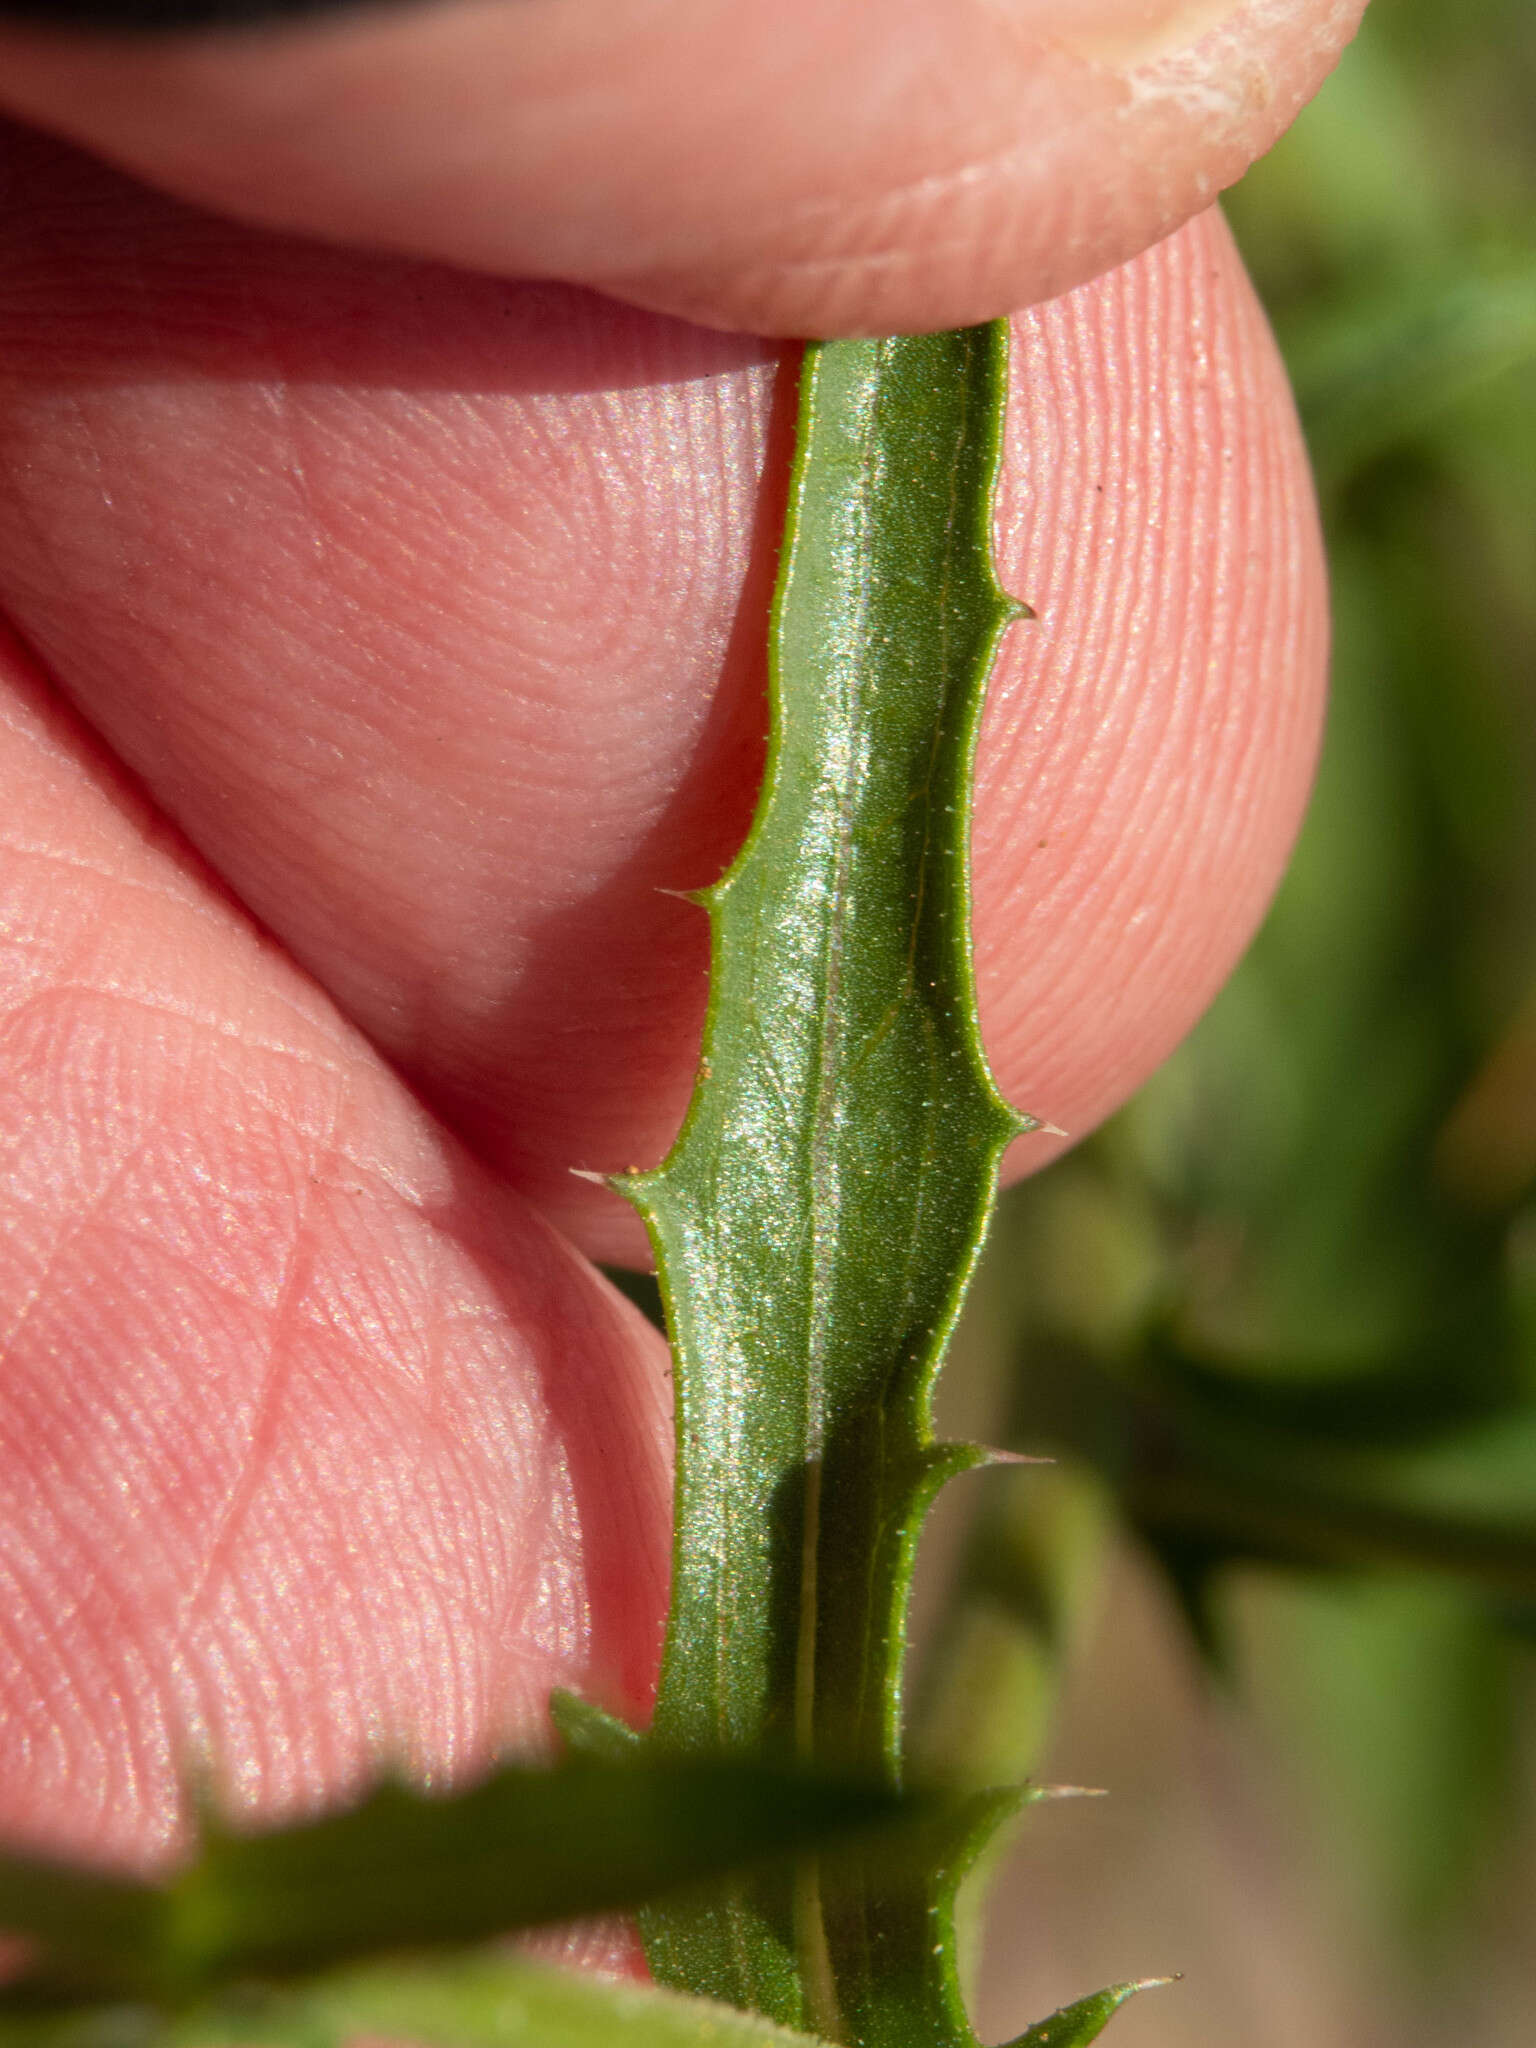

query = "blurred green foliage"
(963, 0), (1536, 1956)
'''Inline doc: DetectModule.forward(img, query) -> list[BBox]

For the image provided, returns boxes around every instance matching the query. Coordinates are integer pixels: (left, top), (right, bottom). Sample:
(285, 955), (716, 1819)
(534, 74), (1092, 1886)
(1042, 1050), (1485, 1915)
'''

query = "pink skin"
(0, 0), (1368, 335)
(0, 6), (1328, 1985)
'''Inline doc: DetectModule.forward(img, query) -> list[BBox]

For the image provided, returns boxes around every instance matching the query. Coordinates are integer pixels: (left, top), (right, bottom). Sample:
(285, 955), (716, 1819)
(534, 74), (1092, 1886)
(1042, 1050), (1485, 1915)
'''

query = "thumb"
(0, 0), (1367, 336)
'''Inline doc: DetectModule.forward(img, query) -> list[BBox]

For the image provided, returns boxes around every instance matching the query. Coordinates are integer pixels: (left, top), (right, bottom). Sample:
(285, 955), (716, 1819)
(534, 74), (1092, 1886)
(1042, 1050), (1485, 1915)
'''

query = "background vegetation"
(921, 2), (1536, 2038)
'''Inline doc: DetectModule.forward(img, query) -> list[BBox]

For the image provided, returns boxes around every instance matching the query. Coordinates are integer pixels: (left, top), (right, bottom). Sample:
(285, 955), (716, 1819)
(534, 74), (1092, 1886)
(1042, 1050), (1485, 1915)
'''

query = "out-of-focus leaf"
(0, 1953), (838, 2048)
(0, 1754), (919, 2003)
(1000, 1336), (1536, 1609)
(908, 1462), (1114, 1969)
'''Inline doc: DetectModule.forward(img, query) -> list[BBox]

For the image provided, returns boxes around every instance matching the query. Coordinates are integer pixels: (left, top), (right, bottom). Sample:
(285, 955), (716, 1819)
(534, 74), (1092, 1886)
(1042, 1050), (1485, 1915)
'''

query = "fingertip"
(0, 633), (677, 1861)
(599, 1), (1374, 335)
(974, 207), (1330, 1178)
(0, 0), (1368, 335)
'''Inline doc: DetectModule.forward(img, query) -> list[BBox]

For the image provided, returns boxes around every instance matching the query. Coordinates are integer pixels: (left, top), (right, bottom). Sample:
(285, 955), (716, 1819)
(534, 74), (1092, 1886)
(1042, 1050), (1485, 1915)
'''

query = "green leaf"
(0, 1953), (840, 2048)
(618, 324), (1022, 2037)
(1012, 1984), (1161, 2047)
(0, 1957), (1159, 2048)
(0, 1754), (916, 2003)
(617, 326), (1141, 2045)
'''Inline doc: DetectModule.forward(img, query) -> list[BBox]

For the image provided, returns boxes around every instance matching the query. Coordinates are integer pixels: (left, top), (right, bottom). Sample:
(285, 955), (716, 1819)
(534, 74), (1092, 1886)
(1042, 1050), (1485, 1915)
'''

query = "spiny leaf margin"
(616, 325), (1142, 2045)
(1014, 1982), (1164, 2047)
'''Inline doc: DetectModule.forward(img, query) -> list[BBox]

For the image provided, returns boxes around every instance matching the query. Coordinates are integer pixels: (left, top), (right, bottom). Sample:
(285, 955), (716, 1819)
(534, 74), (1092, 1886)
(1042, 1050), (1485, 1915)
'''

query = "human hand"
(0, 0), (1350, 1964)
(0, 0), (1365, 335)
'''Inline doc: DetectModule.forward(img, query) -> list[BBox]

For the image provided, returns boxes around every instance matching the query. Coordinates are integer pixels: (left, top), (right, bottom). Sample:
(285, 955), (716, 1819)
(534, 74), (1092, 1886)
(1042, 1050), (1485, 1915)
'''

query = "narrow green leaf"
(1004, 1337), (1536, 1605)
(0, 1953), (839, 2048)
(619, 324), (1026, 2034)
(0, 1755), (915, 2003)
(619, 325), (1141, 2045)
